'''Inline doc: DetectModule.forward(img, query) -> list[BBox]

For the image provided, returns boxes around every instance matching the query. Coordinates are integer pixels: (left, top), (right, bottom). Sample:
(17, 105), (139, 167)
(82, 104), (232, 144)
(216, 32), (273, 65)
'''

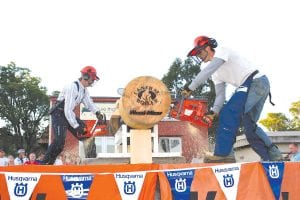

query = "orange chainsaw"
(77, 114), (108, 138)
(169, 98), (212, 128)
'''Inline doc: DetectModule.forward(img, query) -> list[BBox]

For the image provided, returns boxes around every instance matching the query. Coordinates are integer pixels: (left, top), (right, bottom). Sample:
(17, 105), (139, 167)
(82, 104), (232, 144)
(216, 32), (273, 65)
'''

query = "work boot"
(203, 152), (236, 163)
(268, 144), (284, 161)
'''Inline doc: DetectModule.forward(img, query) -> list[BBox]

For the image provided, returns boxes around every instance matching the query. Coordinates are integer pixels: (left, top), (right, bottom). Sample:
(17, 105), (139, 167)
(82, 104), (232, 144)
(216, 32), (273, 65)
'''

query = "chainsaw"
(169, 97), (212, 128)
(77, 114), (108, 138)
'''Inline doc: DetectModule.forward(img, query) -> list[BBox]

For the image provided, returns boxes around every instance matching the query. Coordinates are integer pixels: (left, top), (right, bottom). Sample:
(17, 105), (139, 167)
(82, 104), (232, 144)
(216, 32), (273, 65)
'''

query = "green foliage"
(260, 113), (290, 131)
(289, 99), (300, 130)
(260, 98), (300, 131)
(0, 62), (50, 154)
(162, 58), (215, 104)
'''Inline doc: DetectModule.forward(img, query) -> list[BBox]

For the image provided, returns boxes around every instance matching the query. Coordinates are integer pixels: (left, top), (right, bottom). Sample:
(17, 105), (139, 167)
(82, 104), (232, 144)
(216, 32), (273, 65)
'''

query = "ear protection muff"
(208, 38), (218, 48)
(82, 73), (90, 80)
(82, 68), (92, 80)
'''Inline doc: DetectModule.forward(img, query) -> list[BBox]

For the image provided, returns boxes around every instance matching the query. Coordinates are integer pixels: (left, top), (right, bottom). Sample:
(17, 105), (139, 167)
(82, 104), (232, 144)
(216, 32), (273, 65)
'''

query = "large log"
(119, 76), (171, 129)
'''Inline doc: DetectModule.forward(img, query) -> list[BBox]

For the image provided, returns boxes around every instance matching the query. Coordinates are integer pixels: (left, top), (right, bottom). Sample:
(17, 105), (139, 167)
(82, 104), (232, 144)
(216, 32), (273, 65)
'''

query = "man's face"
(289, 144), (298, 154)
(0, 151), (5, 158)
(82, 78), (95, 87)
(196, 46), (211, 63)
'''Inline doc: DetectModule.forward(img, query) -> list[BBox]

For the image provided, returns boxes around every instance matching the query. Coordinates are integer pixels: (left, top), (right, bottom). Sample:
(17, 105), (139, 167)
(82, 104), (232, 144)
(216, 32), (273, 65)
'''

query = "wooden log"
(119, 76), (171, 129)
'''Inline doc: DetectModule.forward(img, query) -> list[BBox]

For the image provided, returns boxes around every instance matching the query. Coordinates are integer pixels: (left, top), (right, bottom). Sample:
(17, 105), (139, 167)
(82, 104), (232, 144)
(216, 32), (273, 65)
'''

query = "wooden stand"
(130, 129), (152, 164)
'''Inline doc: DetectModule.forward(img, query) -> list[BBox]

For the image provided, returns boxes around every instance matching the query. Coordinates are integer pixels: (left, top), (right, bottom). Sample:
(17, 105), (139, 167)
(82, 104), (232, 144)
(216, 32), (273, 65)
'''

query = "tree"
(161, 58), (217, 142)
(161, 58), (215, 104)
(0, 62), (50, 153)
(259, 98), (300, 131)
(259, 113), (291, 131)
(0, 126), (17, 154)
(289, 99), (300, 130)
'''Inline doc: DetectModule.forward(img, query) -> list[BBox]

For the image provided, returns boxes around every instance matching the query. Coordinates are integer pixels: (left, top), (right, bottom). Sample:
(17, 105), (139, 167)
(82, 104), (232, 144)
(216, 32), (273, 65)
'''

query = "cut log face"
(119, 76), (171, 129)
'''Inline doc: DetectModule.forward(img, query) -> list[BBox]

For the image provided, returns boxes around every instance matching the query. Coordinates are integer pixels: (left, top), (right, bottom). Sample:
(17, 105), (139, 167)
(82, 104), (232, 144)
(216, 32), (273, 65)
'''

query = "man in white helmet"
(43, 66), (104, 165)
(182, 36), (283, 163)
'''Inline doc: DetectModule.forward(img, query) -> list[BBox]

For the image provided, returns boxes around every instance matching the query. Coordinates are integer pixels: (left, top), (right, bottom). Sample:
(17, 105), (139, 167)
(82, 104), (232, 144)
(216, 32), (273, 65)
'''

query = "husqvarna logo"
(70, 183), (84, 198)
(223, 174), (234, 188)
(269, 165), (280, 179)
(175, 178), (186, 192)
(124, 181), (136, 195)
(14, 183), (27, 197)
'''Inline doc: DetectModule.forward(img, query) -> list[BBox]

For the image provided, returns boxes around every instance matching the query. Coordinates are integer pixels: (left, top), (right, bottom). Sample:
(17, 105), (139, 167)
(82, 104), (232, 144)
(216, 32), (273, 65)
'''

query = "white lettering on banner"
(166, 171), (193, 177)
(5, 172), (41, 200)
(212, 163), (241, 200)
(114, 172), (146, 200)
(62, 176), (93, 182)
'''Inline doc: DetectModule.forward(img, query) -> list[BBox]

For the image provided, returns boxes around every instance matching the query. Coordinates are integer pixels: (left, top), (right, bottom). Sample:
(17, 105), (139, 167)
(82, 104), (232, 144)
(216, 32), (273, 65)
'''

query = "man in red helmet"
(43, 66), (103, 165)
(182, 36), (283, 163)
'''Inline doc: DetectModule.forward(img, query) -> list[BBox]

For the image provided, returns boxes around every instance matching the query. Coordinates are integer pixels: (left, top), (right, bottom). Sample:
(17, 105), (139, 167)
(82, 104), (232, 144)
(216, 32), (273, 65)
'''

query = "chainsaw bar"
(77, 114), (108, 138)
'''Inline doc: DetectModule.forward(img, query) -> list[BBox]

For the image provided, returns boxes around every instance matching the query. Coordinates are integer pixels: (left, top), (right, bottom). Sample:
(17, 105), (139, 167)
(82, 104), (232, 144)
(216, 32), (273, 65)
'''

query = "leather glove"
(75, 121), (87, 135)
(203, 110), (218, 123)
(96, 111), (104, 120)
(181, 86), (192, 97)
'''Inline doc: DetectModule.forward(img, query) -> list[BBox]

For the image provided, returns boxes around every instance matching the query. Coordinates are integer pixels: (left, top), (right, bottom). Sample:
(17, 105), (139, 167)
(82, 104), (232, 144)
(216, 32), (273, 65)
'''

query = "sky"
(0, 0), (299, 119)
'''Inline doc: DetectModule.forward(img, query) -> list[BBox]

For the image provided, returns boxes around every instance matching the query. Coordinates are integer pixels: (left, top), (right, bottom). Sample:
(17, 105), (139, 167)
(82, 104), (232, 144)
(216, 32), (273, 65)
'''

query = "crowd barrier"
(0, 162), (299, 200)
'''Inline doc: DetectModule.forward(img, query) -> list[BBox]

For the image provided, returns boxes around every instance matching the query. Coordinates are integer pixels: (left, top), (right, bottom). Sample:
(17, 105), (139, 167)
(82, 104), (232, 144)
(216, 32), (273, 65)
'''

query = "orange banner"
(0, 164), (158, 200)
(0, 162), (299, 200)
(158, 162), (300, 200)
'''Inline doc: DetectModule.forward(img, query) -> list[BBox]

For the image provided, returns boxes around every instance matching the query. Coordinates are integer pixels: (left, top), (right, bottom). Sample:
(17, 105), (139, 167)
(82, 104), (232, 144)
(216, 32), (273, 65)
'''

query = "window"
(95, 137), (115, 153)
(159, 137), (182, 153)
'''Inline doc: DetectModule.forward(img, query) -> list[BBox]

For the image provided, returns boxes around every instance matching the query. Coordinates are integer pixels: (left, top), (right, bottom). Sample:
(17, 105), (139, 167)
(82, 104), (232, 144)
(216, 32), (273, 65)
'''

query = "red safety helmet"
(187, 36), (218, 57)
(80, 66), (99, 81)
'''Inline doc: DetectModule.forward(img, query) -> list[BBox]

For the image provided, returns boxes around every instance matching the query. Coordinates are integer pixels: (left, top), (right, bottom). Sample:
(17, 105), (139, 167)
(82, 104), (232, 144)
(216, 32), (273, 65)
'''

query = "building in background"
(49, 96), (209, 164)
(234, 131), (300, 162)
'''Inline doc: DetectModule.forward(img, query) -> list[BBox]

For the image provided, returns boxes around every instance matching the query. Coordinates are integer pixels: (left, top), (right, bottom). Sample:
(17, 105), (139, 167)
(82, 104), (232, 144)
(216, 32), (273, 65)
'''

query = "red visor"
(187, 46), (204, 57)
(90, 73), (99, 81)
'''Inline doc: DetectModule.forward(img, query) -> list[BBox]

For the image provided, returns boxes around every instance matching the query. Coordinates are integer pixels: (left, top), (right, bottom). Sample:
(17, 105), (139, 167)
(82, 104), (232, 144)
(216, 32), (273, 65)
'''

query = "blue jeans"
(214, 72), (257, 156)
(43, 109), (96, 164)
(214, 75), (272, 160)
(243, 75), (271, 160)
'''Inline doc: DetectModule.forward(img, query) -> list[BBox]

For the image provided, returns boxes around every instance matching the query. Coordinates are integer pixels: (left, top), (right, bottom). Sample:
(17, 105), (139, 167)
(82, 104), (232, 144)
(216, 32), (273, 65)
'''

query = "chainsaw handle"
(201, 115), (213, 127)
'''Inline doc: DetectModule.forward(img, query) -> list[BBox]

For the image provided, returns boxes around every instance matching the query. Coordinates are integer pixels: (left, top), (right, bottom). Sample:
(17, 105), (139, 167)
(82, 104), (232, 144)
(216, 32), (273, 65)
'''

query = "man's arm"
(64, 84), (80, 128)
(82, 90), (99, 114)
(188, 57), (225, 91)
(211, 82), (226, 114)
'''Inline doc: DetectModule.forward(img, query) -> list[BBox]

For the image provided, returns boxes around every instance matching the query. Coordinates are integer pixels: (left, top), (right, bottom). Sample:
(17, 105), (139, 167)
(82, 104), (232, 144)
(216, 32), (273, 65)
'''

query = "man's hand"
(181, 86), (192, 97)
(75, 121), (87, 135)
(203, 110), (218, 124)
(96, 111), (104, 120)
